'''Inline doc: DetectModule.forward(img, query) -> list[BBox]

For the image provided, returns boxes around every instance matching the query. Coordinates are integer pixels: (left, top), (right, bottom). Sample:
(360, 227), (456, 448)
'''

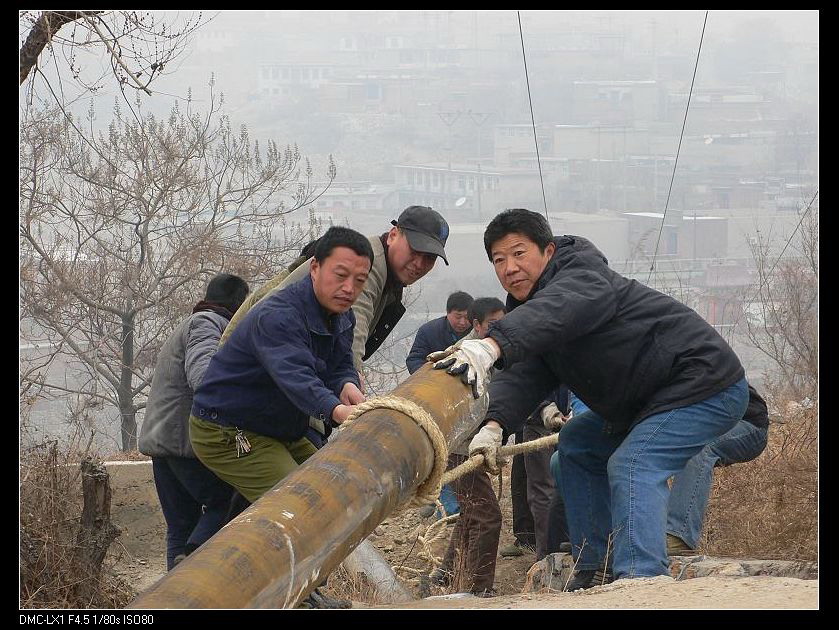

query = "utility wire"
(517, 11), (550, 223)
(647, 10), (709, 285)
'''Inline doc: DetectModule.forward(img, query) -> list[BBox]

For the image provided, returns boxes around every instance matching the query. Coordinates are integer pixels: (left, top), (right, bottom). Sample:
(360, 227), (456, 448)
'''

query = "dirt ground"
(105, 459), (817, 609)
(104, 461), (168, 594)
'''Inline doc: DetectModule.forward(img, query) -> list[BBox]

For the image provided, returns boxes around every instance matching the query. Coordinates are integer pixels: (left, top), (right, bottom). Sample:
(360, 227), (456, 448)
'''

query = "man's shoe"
(418, 504), (436, 519)
(429, 567), (452, 587)
(172, 553), (186, 568)
(499, 543), (524, 557)
(564, 568), (597, 592)
(666, 533), (697, 556)
(298, 588), (352, 609)
(592, 565), (614, 586)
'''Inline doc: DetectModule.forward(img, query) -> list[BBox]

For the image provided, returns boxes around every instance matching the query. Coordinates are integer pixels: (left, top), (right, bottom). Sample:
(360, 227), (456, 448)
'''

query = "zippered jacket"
(140, 309), (229, 458)
(192, 275), (359, 442)
(406, 316), (470, 374)
(486, 235), (744, 438)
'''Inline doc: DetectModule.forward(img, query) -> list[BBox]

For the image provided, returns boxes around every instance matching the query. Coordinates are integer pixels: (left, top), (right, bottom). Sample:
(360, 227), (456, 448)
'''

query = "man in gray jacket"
(139, 273), (249, 570)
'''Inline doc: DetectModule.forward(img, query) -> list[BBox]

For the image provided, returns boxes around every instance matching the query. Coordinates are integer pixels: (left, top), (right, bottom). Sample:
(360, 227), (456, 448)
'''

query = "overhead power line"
(647, 10), (709, 285)
(517, 11), (550, 223)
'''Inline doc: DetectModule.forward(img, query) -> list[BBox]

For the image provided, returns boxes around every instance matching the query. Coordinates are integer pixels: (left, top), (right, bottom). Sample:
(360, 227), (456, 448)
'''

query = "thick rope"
(401, 432), (562, 581)
(441, 432), (559, 486)
(341, 396), (449, 509)
(392, 513), (460, 579)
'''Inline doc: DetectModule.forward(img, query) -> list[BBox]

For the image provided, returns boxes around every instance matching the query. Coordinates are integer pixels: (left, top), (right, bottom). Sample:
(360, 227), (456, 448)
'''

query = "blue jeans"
(667, 420), (768, 548)
(557, 377), (748, 578)
(569, 392), (590, 417)
(152, 456), (236, 570)
(435, 483), (460, 518)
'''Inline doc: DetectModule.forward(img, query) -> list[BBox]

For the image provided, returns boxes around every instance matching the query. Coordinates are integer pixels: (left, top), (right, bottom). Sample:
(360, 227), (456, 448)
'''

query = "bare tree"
(20, 10), (210, 94)
(702, 202), (818, 560)
(20, 86), (336, 450)
(743, 204), (818, 403)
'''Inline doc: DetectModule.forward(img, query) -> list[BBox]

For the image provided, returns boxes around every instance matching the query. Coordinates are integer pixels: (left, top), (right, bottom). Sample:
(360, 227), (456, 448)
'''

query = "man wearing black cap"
(225, 205), (449, 383)
(317, 204), (448, 374)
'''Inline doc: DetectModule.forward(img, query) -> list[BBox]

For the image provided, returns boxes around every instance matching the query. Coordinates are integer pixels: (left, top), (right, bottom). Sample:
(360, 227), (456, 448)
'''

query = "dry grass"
(701, 401), (818, 561)
(20, 430), (134, 609)
(323, 565), (394, 606)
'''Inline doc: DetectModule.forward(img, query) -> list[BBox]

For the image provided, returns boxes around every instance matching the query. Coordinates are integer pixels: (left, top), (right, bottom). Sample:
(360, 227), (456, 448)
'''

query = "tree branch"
(82, 14), (152, 95)
(20, 11), (101, 85)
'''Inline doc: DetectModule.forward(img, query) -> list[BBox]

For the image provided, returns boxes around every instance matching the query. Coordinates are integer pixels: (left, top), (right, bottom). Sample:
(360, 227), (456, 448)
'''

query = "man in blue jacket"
(405, 291), (473, 374)
(431, 208), (748, 589)
(406, 290), (473, 519)
(189, 226), (373, 504)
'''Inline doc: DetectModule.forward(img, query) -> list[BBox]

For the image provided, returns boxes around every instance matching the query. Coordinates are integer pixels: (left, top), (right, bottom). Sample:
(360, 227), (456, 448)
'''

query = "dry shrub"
(20, 430), (134, 608)
(323, 565), (392, 606)
(701, 401), (817, 560)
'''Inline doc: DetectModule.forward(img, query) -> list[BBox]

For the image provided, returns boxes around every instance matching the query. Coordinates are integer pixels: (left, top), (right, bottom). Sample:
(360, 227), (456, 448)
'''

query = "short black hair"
(468, 297), (506, 324)
(483, 208), (554, 261)
(205, 273), (250, 313)
(446, 291), (474, 313)
(313, 226), (374, 267)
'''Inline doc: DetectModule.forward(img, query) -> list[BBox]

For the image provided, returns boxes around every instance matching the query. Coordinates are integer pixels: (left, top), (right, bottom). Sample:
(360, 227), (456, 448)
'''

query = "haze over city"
(20, 10), (818, 451)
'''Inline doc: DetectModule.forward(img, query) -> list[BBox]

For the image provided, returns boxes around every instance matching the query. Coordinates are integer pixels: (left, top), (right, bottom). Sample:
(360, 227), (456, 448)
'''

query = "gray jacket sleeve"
(184, 311), (228, 391)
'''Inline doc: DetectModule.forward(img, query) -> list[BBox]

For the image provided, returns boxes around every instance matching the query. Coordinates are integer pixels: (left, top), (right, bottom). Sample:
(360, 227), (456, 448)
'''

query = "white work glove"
(428, 338), (500, 399)
(467, 424), (506, 475)
(540, 402), (570, 432)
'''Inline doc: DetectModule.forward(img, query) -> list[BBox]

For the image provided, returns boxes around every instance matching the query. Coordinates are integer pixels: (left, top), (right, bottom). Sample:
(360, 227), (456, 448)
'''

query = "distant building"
(547, 211), (629, 262)
(392, 162), (502, 214)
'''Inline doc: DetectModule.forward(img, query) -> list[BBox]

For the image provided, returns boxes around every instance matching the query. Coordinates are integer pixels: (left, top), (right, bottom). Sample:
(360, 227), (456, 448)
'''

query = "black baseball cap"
(390, 205), (450, 265)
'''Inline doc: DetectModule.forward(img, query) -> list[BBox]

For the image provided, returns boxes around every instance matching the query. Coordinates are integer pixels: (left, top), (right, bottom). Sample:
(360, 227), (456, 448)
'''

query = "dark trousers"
(442, 454), (502, 593)
(152, 456), (238, 570)
(510, 431), (536, 548)
(523, 422), (556, 560)
(546, 449), (570, 554)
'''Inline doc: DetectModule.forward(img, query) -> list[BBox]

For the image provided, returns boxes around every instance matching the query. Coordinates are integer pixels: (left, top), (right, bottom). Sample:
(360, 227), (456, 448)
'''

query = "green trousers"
(189, 415), (318, 503)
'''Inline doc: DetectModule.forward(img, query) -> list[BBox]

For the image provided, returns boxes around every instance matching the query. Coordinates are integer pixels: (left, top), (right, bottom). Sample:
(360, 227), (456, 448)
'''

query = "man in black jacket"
(431, 208), (748, 588)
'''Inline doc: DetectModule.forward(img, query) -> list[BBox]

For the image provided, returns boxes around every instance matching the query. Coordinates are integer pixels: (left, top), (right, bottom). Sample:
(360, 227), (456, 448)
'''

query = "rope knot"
(342, 395), (449, 510)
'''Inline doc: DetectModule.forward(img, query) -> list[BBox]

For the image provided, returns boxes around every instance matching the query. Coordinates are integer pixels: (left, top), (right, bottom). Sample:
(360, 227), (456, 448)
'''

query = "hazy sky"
(22, 10), (818, 123)
(19, 10), (818, 451)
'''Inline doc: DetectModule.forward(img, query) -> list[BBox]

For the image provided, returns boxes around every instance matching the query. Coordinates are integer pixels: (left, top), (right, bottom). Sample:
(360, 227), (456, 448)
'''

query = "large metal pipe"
(129, 364), (485, 609)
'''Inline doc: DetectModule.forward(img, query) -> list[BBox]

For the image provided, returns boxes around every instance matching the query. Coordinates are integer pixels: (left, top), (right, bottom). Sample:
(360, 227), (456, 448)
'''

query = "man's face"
(490, 232), (555, 302)
(310, 246), (371, 314)
(474, 309), (506, 339)
(386, 227), (437, 285)
(446, 309), (471, 335)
